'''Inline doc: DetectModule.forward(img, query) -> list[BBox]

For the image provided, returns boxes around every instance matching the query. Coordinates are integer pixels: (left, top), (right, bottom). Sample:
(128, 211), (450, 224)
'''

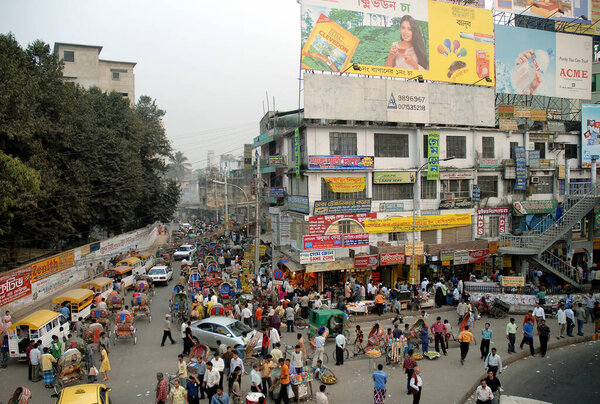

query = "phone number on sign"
(396, 104), (427, 111)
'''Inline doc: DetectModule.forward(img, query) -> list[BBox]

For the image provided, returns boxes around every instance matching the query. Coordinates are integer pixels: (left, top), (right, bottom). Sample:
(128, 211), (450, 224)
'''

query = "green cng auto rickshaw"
(307, 309), (350, 340)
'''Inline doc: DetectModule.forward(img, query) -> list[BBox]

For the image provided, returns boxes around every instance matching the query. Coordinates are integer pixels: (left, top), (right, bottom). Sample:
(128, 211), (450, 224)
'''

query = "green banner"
(427, 132), (440, 180)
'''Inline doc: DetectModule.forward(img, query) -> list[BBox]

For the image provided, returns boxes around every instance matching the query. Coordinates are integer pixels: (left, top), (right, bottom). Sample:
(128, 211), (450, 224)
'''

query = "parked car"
(189, 317), (252, 350)
(146, 265), (173, 285)
(173, 244), (196, 261)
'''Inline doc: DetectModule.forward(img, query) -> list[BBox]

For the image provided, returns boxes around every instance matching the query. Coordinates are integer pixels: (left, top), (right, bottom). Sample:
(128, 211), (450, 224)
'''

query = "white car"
(147, 265), (173, 285)
(173, 244), (196, 261)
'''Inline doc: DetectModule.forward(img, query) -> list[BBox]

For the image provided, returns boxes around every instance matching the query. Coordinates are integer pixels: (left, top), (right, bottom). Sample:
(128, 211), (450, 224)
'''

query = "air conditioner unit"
(530, 177), (540, 184)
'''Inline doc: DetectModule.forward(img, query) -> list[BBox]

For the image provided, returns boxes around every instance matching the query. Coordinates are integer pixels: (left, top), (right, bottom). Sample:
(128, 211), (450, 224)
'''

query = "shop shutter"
(420, 230), (437, 244)
(442, 225), (472, 243)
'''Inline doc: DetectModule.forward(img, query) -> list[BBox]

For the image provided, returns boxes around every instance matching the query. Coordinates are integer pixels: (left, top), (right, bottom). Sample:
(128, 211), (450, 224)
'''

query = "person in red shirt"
(156, 372), (168, 404)
(261, 327), (270, 359)
(275, 358), (290, 404)
(523, 310), (535, 326)
(25, 340), (35, 381)
(403, 349), (417, 395)
(255, 306), (263, 331)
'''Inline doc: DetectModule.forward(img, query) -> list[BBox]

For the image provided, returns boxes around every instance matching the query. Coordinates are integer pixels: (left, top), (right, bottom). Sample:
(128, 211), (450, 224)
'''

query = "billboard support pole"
(255, 151), (261, 279)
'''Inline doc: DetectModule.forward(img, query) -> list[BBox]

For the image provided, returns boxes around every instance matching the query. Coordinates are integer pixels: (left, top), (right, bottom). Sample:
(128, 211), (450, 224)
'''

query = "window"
(565, 144), (577, 160)
(321, 179), (366, 200)
(63, 50), (74, 62)
(534, 142), (546, 159)
(423, 134), (429, 158)
(532, 176), (553, 194)
(388, 232), (406, 242)
(372, 182), (413, 200)
(421, 176), (436, 199)
(112, 71), (120, 80)
(329, 132), (357, 155)
(374, 133), (409, 157)
(440, 179), (470, 199)
(486, 216), (500, 238)
(482, 137), (495, 158)
(121, 93), (128, 97)
(478, 176), (498, 198)
(446, 136), (467, 158)
(338, 220), (353, 234)
(509, 142), (519, 160)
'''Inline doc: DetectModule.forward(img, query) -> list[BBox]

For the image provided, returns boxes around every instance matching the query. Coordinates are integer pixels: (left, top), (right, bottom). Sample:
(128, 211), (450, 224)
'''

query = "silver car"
(189, 317), (252, 350)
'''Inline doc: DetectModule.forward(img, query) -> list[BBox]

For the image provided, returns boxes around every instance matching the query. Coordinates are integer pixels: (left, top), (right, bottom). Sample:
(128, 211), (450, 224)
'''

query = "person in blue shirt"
(563, 293), (574, 309)
(372, 364), (388, 404)
(520, 318), (535, 356)
(210, 387), (229, 404)
(555, 202), (564, 225)
(480, 323), (493, 359)
(59, 303), (70, 320)
(186, 374), (200, 403)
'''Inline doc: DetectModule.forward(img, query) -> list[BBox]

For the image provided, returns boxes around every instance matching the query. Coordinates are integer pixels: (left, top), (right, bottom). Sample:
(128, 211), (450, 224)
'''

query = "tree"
(169, 151), (192, 183)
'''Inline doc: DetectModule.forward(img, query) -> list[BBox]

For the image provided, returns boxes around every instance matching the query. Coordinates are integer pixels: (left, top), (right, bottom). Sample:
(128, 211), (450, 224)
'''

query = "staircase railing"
(538, 250), (578, 282)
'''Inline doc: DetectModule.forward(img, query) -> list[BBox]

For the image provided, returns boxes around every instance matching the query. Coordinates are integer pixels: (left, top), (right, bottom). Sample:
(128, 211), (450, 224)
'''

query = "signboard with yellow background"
(300, 0), (494, 86)
(324, 177), (366, 192)
(365, 213), (471, 233)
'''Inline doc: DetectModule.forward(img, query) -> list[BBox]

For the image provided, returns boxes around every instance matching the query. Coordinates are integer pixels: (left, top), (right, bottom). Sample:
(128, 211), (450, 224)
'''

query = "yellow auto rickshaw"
(52, 289), (94, 322)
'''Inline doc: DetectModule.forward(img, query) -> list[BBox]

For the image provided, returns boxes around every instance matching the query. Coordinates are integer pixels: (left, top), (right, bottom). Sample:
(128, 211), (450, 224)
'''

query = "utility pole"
(213, 177), (218, 223)
(224, 169), (229, 232)
(254, 151), (261, 278)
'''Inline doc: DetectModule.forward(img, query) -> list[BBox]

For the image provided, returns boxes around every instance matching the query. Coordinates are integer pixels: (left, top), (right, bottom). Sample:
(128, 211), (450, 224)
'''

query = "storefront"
(305, 258), (354, 291)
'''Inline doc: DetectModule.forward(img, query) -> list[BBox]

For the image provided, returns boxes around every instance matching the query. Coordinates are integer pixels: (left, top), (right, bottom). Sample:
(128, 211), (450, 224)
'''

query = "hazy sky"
(2, 0), (494, 168)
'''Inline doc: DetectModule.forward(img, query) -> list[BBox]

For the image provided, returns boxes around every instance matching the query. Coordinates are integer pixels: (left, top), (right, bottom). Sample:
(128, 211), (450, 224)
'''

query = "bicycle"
(331, 345), (350, 362)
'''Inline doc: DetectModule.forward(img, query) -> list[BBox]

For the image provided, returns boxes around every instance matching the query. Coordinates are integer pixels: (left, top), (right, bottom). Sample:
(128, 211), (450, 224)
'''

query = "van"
(116, 257), (144, 275)
(51, 289), (94, 322)
(82, 277), (114, 300)
(7, 310), (69, 360)
(103, 266), (135, 290)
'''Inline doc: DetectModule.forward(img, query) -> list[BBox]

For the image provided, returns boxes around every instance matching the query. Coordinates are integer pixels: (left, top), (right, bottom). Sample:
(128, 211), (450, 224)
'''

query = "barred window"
(486, 216), (500, 238)
(482, 137), (495, 158)
(440, 179), (470, 199)
(421, 176), (437, 199)
(446, 136), (466, 159)
(388, 232), (406, 242)
(478, 176), (498, 198)
(374, 133), (409, 157)
(531, 176), (553, 194)
(321, 178), (366, 200)
(372, 182), (414, 201)
(509, 142), (519, 160)
(329, 132), (357, 155)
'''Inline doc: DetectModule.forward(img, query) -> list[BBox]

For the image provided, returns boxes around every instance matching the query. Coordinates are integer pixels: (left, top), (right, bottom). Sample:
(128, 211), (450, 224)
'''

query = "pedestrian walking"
(576, 303), (586, 336)
(484, 348), (502, 376)
(538, 319), (551, 357)
(458, 325), (474, 365)
(212, 353), (225, 389)
(430, 317), (447, 356)
(585, 292), (596, 323)
(403, 349), (417, 394)
(260, 355), (275, 398)
(183, 324), (194, 356)
(162, 314), (176, 346)
(409, 367), (423, 404)
(249, 363), (262, 393)
(285, 305), (295, 333)
(169, 379), (187, 404)
(40, 347), (57, 389)
(176, 354), (188, 386)
(29, 342), (41, 382)
(186, 374), (201, 404)
(181, 319), (189, 347)
(316, 384), (329, 404)
(420, 325), (429, 354)
(520, 318), (535, 356)
(196, 356), (207, 400)
(210, 387), (230, 404)
(275, 358), (290, 404)
(25, 340), (35, 380)
(99, 343), (110, 382)
(372, 363), (388, 404)
(480, 323), (492, 359)
(1, 334), (9, 368)
(475, 379), (494, 404)
(156, 372), (169, 404)
(556, 304), (566, 339)
(532, 302), (546, 331)
(204, 361), (220, 402)
(457, 299), (468, 325)
(506, 318), (517, 354)
(335, 332), (346, 366)
(312, 332), (326, 367)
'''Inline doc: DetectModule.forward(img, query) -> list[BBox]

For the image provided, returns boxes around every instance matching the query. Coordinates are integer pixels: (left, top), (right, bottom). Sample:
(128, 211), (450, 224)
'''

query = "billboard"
(581, 104), (600, 167)
(556, 2), (600, 36)
(288, 195), (310, 214)
(495, 0), (592, 24)
(495, 25), (592, 100)
(300, 249), (336, 264)
(309, 155), (374, 169)
(373, 172), (415, 184)
(0, 267), (32, 308)
(302, 233), (369, 249)
(354, 255), (379, 268)
(304, 74), (495, 126)
(427, 132), (440, 180)
(514, 145), (527, 190)
(313, 198), (372, 215)
(300, 0), (494, 86)
(309, 212), (377, 235)
(380, 252), (406, 265)
(30, 251), (75, 282)
(324, 177), (365, 192)
(364, 213), (472, 233)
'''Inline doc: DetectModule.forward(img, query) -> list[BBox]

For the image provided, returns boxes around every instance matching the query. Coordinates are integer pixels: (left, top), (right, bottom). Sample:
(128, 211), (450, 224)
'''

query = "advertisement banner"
(313, 198), (372, 215)
(405, 242), (425, 255)
(440, 249), (454, 261)
(555, 2), (600, 36)
(303, 234), (343, 250)
(514, 146), (527, 191)
(477, 208), (510, 215)
(427, 132), (440, 180)
(497, 104), (514, 119)
(30, 251), (75, 283)
(453, 250), (470, 265)
(499, 215), (506, 234)
(269, 155), (283, 166)
(472, 184), (480, 202)
(0, 267), (32, 308)
(364, 213), (471, 233)
(469, 249), (487, 263)
(502, 275), (525, 287)
(270, 188), (285, 198)
(309, 212), (377, 235)
(354, 255), (379, 268)
(479, 159), (499, 168)
(300, 249), (336, 264)
(581, 104), (600, 167)
(324, 177), (366, 193)
(380, 252), (405, 265)
(477, 214), (485, 235)
(499, 119), (518, 131)
(513, 200), (557, 216)
(373, 172), (415, 184)
(309, 155), (374, 170)
(439, 198), (473, 209)
(495, 0), (592, 23)
(288, 195), (310, 214)
(409, 260), (418, 285)
(495, 25), (592, 100)
(440, 171), (473, 180)
(301, 0), (495, 86)
(379, 202), (404, 212)
(295, 128), (301, 178)
(343, 232), (370, 247)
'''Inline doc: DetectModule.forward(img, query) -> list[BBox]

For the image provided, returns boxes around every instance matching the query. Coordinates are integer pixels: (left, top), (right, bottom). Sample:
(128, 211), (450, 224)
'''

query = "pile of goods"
(321, 375), (338, 385)
(424, 351), (441, 360)
(366, 349), (381, 358)
(412, 352), (424, 360)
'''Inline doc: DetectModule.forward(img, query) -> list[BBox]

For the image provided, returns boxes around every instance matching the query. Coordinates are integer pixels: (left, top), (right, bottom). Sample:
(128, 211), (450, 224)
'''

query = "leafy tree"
(169, 151), (192, 183)
(0, 152), (40, 224)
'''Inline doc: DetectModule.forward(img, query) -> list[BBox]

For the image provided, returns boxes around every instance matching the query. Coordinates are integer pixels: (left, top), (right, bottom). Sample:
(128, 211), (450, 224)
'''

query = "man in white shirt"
(409, 367), (423, 403)
(475, 379), (494, 404)
(29, 342), (41, 382)
(316, 384), (329, 404)
(312, 333), (326, 367)
(314, 295), (323, 310)
(565, 306), (575, 337)
(556, 304), (567, 339)
(211, 353), (225, 389)
(269, 326), (280, 349)
(290, 344), (305, 373)
(230, 351), (244, 377)
(210, 294), (219, 304)
(484, 347), (502, 376)
(532, 302), (546, 330)
(181, 320), (188, 346)
(242, 305), (253, 328)
(204, 361), (220, 402)
(249, 363), (262, 393)
(335, 332), (346, 366)
(420, 277), (429, 291)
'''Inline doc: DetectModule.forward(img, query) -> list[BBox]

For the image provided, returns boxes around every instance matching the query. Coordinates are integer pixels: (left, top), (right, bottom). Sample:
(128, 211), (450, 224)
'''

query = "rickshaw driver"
(121, 305), (132, 316)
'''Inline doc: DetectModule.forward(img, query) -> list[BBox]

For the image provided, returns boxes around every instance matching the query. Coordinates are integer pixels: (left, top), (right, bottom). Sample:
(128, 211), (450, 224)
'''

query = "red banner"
(380, 252), (405, 266)
(354, 255), (379, 268)
(499, 216), (506, 234)
(303, 235), (343, 250)
(469, 250), (488, 263)
(308, 213), (377, 235)
(0, 267), (32, 307)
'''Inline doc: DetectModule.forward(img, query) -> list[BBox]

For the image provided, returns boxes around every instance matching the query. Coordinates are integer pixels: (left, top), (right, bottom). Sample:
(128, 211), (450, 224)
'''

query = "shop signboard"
(513, 200), (557, 216)
(269, 155), (283, 166)
(373, 172), (415, 184)
(354, 255), (379, 268)
(499, 119), (518, 131)
(581, 104), (600, 167)
(479, 159), (499, 168)
(514, 105), (531, 118)
(440, 171), (474, 180)
(503, 255), (512, 268)
(427, 132), (440, 180)
(0, 267), (32, 307)
(324, 177), (365, 193)
(477, 215), (485, 235)
(343, 232), (370, 247)
(270, 188), (285, 198)
(453, 250), (470, 265)
(313, 199), (372, 215)
(378, 202), (404, 212)
(477, 208), (510, 215)
(472, 184), (481, 202)
(440, 249), (454, 261)
(499, 215), (506, 234)
(308, 155), (374, 170)
(439, 198), (473, 209)
(528, 150), (540, 168)
(295, 128), (301, 178)
(405, 242), (425, 256)
(303, 235), (343, 250)
(301, 0), (495, 86)
(299, 249), (336, 264)
(469, 249), (487, 263)
(488, 240), (499, 254)
(288, 195), (310, 214)
(502, 276), (525, 287)
(380, 252), (405, 266)
(364, 213), (471, 233)
(308, 213), (376, 235)
(497, 104), (514, 119)
(514, 146), (527, 190)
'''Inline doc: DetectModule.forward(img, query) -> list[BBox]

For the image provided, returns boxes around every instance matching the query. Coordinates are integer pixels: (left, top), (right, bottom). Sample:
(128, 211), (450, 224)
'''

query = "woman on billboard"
(384, 15), (429, 70)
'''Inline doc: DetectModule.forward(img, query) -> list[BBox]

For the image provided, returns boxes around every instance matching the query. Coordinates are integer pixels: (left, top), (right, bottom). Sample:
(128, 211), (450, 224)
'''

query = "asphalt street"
(0, 260), (598, 403)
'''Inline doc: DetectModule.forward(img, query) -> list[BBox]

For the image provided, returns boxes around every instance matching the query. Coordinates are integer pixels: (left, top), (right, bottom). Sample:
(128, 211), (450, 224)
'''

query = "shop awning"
(280, 260), (303, 272)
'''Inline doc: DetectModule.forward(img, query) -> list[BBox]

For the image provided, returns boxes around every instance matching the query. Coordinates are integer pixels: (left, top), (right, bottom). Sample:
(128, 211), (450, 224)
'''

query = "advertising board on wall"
(439, 198), (473, 209)
(364, 213), (471, 233)
(514, 146), (527, 191)
(581, 104), (600, 167)
(295, 128), (301, 178)
(495, 25), (592, 100)
(555, 2), (600, 35)
(380, 252), (405, 265)
(309, 155), (374, 170)
(30, 251), (75, 283)
(343, 232), (370, 247)
(373, 172), (415, 184)
(303, 233), (369, 250)
(288, 195), (310, 214)
(324, 177), (366, 192)
(0, 267), (32, 308)
(378, 202), (404, 212)
(309, 212), (377, 235)
(300, 0), (495, 86)
(427, 132), (440, 180)
(453, 250), (470, 265)
(405, 242), (425, 255)
(300, 249), (336, 264)
(354, 255), (379, 268)
(513, 200), (557, 216)
(495, 0), (592, 23)
(270, 188), (285, 198)
(313, 199), (372, 215)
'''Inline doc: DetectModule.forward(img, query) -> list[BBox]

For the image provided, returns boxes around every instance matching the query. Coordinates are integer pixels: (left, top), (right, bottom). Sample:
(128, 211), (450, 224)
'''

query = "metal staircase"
(499, 182), (600, 288)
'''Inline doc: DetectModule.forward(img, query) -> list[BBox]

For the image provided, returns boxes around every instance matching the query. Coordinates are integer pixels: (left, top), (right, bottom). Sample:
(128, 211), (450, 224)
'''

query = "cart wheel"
(134, 336), (137, 344)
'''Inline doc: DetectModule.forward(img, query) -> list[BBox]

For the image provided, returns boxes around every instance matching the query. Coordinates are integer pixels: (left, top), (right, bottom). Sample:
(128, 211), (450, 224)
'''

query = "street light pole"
(212, 180), (250, 237)
(224, 171), (229, 232)
(255, 151), (261, 278)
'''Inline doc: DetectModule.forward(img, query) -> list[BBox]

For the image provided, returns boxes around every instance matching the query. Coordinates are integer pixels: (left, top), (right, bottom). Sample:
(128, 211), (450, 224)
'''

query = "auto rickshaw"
(170, 293), (189, 325)
(82, 277), (114, 300)
(52, 289), (94, 322)
(307, 309), (350, 340)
